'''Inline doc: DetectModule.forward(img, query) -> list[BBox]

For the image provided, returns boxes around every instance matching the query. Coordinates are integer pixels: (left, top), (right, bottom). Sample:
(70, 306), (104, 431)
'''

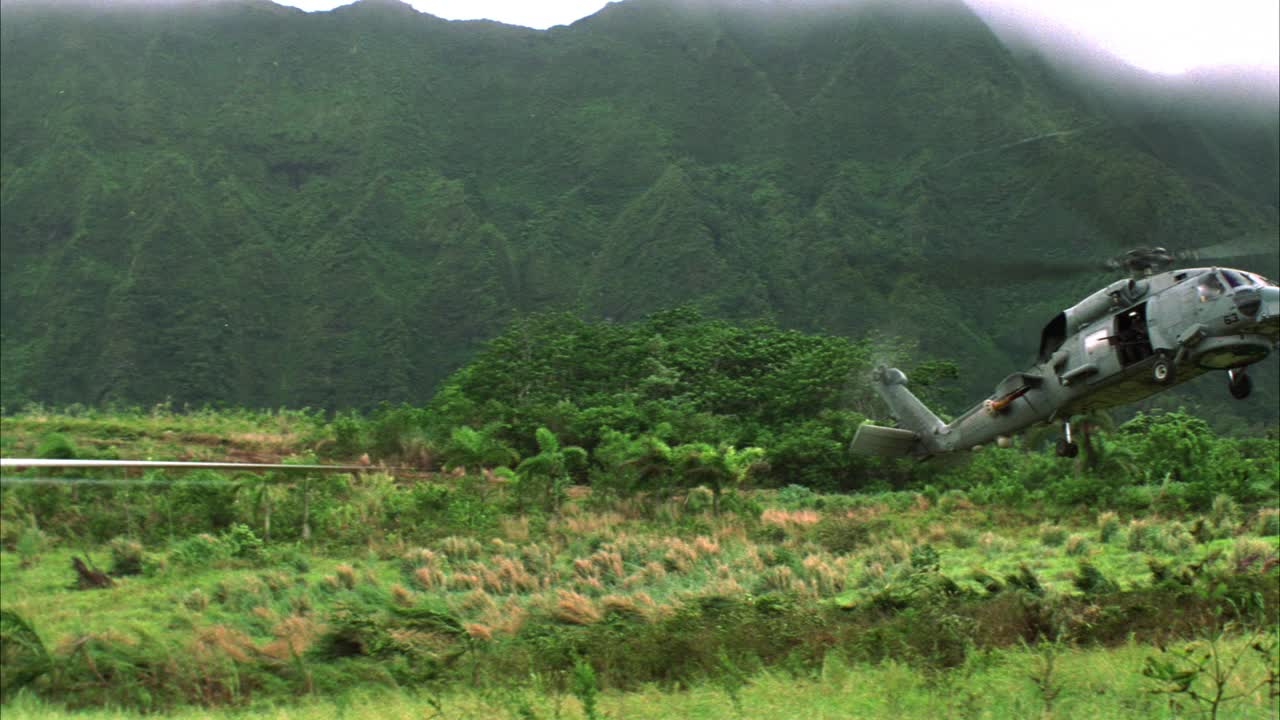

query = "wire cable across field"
(0, 458), (377, 485)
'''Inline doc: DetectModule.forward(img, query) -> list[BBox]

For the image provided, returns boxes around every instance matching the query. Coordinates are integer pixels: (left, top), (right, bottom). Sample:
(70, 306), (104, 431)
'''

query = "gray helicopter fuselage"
(855, 267), (1280, 458)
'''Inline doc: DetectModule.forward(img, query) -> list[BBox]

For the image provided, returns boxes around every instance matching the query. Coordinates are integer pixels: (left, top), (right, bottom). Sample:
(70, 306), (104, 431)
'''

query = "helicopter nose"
(1252, 286), (1280, 337)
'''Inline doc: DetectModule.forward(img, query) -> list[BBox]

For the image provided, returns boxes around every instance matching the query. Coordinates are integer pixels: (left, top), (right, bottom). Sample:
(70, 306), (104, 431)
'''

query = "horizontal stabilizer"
(851, 424), (918, 457)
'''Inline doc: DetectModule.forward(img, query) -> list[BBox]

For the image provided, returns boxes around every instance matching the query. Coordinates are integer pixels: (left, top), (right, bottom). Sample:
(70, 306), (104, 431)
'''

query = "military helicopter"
(852, 245), (1280, 459)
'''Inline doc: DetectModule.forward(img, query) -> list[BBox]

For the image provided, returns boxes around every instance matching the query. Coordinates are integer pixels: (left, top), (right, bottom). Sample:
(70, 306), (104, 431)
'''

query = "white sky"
(278, 0), (1279, 76)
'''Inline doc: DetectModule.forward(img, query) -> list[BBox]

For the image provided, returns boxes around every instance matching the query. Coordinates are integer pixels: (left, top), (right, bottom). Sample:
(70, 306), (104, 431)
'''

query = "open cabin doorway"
(1113, 303), (1153, 367)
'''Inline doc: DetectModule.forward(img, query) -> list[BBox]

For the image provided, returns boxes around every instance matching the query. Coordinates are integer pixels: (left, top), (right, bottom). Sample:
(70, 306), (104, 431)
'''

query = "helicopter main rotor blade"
(843, 233), (1277, 286)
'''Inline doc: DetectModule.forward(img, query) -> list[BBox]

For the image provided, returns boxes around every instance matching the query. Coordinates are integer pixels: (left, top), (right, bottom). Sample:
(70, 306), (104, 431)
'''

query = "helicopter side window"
(1197, 274), (1225, 302)
(1038, 313), (1067, 363)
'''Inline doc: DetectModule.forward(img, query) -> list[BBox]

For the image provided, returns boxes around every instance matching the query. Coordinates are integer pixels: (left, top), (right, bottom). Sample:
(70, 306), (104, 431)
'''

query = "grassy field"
(2, 409), (1278, 718)
(2, 640), (1276, 720)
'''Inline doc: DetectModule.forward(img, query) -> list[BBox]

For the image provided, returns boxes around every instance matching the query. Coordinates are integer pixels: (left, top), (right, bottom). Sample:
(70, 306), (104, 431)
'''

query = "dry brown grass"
(861, 539), (910, 568)
(519, 543), (557, 575)
(841, 503), (889, 523)
(1232, 537), (1278, 572)
(403, 548), (441, 569)
(554, 512), (626, 538)
(501, 516), (531, 542)
(182, 589), (210, 612)
(714, 523), (749, 543)
(262, 615), (320, 660)
(697, 577), (748, 600)
(801, 555), (846, 596)
(260, 571), (291, 593)
(334, 563), (357, 590)
(925, 523), (948, 544)
(413, 566), (446, 590)
(552, 590), (602, 625)
(600, 592), (658, 621)
(979, 531), (1011, 556)
(573, 549), (625, 582)
(447, 573), (484, 592)
(191, 624), (256, 664)
(482, 555), (539, 594)
(658, 534), (722, 570)
(692, 535), (721, 556)
(479, 597), (529, 636)
(758, 565), (801, 594)
(390, 583), (416, 607)
(460, 588), (497, 615)
(622, 560), (668, 589)
(761, 508), (821, 529)
(439, 536), (484, 560)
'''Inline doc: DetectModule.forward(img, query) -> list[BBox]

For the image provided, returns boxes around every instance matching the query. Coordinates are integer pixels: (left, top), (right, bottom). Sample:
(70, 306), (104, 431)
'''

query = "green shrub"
(1072, 561), (1118, 595)
(776, 484), (818, 509)
(812, 516), (888, 554)
(181, 588), (209, 612)
(1148, 523), (1194, 556)
(1126, 519), (1155, 551)
(15, 527), (45, 568)
(1039, 525), (1068, 548)
(910, 544), (941, 572)
(970, 567), (1004, 595)
(170, 533), (231, 568)
(1230, 537), (1277, 573)
(684, 486), (713, 514)
(1097, 512), (1121, 544)
(35, 432), (77, 459)
(108, 537), (144, 576)
(1209, 494), (1241, 533)
(937, 489), (973, 512)
(946, 526), (977, 549)
(1005, 564), (1044, 596)
(571, 656), (601, 720)
(0, 610), (51, 702)
(331, 412), (368, 457)
(222, 523), (264, 560)
(1064, 534), (1091, 557)
(1255, 509), (1280, 537)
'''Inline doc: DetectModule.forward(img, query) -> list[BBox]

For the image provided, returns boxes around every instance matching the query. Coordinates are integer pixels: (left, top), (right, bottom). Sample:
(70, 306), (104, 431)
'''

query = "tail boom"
(851, 367), (945, 457)
(852, 366), (1051, 458)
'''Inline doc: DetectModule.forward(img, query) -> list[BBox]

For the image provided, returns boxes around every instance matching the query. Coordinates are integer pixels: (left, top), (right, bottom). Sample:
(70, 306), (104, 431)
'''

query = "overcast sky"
(278, 0), (1278, 76)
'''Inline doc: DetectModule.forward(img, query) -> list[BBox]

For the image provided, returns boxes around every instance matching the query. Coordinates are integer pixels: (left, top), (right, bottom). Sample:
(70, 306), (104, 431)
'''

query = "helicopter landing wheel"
(1055, 439), (1079, 458)
(1228, 369), (1252, 400)
(1151, 356), (1175, 385)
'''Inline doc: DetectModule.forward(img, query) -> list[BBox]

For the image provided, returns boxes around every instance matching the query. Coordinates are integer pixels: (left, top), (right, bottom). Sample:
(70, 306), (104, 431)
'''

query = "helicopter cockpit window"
(1222, 270), (1246, 288)
(1198, 274), (1225, 302)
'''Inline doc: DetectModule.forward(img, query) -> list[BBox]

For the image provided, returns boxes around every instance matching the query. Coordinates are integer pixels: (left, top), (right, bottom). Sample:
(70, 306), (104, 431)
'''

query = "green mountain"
(2, 0), (1276, 425)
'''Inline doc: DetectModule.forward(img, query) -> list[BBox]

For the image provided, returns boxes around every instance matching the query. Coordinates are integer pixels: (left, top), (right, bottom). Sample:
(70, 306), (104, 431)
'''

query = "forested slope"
(2, 0), (1276, 423)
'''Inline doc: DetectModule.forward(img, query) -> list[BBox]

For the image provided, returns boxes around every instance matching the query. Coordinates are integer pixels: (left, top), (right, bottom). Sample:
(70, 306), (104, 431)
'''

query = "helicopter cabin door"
(1112, 303), (1153, 367)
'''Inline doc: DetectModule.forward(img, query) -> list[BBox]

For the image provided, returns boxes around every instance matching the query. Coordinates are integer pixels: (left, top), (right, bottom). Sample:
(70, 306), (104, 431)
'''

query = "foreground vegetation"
(2, 639), (1274, 720)
(2, 404), (1278, 718)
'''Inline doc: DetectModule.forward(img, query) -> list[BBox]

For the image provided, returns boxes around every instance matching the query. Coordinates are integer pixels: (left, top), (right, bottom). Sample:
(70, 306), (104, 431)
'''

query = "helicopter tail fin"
(850, 424), (919, 456)
(851, 367), (945, 457)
